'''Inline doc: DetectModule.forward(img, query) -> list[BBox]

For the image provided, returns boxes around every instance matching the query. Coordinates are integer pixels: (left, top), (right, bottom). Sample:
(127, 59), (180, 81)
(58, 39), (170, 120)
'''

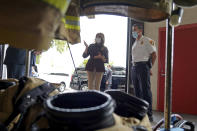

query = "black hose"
(44, 91), (116, 131)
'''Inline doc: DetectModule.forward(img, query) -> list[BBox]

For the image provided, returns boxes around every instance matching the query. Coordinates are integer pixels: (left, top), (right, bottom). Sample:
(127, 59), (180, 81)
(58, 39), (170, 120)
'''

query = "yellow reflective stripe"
(65, 16), (80, 21)
(42, 0), (71, 14)
(65, 24), (80, 30)
(61, 18), (66, 24)
(63, 16), (80, 30)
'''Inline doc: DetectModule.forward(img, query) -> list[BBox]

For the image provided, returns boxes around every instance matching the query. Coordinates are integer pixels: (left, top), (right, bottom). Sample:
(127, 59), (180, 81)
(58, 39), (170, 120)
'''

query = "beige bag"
(29, 90), (152, 131)
(0, 79), (18, 123)
(28, 113), (152, 131)
(98, 114), (152, 131)
(0, 77), (60, 131)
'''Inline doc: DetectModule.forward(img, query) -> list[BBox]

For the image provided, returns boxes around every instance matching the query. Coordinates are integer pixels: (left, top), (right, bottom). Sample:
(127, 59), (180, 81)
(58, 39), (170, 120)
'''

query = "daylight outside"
(37, 15), (127, 87)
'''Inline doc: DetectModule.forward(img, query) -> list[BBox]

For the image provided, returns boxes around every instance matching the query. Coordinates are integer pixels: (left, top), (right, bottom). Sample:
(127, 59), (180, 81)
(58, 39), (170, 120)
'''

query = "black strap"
(16, 82), (55, 113)
(4, 80), (56, 130)
(12, 77), (28, 106)
(4, 77), (28, 126)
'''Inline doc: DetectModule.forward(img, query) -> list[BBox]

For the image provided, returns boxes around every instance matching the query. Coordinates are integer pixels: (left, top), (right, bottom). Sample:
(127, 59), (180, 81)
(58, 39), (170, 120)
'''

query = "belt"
(132, 61), (148, 66)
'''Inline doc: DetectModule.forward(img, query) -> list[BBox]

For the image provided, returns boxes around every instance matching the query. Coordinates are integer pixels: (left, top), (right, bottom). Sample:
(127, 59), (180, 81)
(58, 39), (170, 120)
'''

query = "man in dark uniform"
(131, 24), (157, 122)
(4, 46), (34, 79)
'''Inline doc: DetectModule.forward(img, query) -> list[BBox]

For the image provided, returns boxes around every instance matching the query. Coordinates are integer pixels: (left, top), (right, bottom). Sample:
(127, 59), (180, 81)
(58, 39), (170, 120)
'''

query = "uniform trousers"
(131, 62), (152, 117)
(6, 64), (26, 79)
(6, 64), (32, 79)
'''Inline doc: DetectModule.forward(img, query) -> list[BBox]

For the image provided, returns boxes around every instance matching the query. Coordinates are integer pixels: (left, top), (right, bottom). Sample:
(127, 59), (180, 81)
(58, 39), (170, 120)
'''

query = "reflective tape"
(63, 16), (80, 30)
(65, 24), (80, 30)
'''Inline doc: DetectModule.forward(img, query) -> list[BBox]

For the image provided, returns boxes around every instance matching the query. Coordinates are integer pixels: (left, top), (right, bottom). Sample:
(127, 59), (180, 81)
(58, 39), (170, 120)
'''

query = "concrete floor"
(151, 110), (197, 130)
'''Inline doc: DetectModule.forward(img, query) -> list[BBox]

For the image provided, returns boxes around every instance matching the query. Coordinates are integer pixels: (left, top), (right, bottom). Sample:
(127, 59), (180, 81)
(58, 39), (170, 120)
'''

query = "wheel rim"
(81, 85), (88, 91)
(59, 82), (66, 92)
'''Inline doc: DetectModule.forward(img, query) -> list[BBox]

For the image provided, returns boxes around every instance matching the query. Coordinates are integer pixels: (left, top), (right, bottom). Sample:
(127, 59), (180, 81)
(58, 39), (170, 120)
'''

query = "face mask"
(132, 31), (138, 39)
(95, 37), (102, 44)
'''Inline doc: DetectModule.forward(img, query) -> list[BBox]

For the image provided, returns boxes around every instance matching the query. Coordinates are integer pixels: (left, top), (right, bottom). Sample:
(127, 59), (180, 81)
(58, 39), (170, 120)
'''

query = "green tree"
(36, 39), (68, 64)
(36, 55), (41, 64)
(79, 59), (88, 67)
(51, 39), (68, 54)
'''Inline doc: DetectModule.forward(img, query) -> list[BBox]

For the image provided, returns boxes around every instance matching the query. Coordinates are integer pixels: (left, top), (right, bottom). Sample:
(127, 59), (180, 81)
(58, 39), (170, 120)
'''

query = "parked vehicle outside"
(38, 72), (69, 92)
(70, 67), (88, 90)
(70, 66), (126, 91)
(100, 66), (126, 91)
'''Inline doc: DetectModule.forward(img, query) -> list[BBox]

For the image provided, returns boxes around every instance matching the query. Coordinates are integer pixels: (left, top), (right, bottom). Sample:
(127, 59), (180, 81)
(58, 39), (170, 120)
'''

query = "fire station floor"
(151, 110), (197, 128)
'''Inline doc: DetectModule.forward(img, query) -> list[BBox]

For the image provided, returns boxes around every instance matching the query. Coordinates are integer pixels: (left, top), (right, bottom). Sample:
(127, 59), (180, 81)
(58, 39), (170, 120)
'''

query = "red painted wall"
(157, 23), (197, 115)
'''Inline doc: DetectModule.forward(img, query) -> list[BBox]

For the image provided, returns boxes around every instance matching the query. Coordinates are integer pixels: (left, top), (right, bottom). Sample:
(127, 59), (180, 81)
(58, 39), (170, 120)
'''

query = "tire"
(58, 82), (66, 92)
(80, 84), (88, 91)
